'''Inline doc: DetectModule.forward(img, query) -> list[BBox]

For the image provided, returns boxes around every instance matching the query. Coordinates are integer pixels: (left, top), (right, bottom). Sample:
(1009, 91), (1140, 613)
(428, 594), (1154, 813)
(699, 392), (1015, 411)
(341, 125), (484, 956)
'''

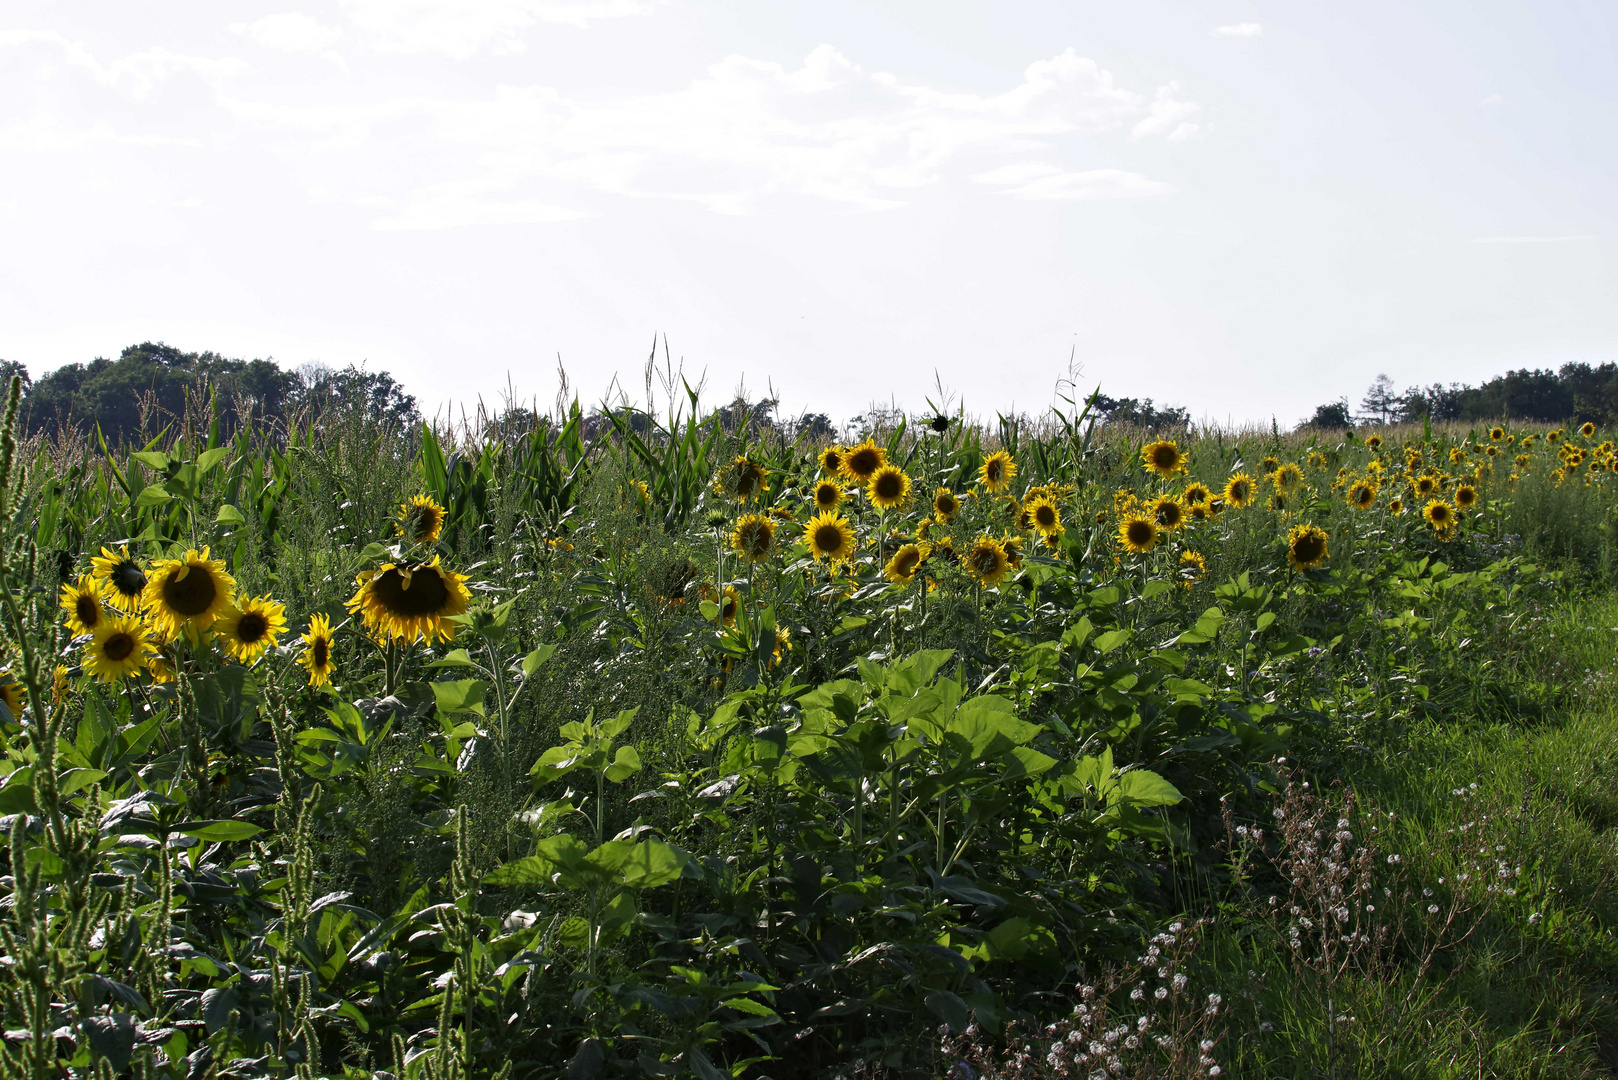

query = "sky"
(1, 1), (1614, 429)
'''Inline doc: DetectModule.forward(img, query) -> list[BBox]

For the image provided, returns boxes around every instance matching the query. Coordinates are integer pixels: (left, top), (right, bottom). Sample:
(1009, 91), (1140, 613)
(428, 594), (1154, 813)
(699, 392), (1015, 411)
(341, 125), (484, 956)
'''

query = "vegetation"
(2, 367), (1618, 1079)
(1309, 361), (1618, 429)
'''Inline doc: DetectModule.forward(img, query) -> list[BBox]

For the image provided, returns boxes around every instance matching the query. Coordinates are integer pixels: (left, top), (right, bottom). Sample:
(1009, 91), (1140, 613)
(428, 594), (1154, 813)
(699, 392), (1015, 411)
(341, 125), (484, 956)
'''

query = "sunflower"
(1485, 445), (1499, 457)
(979, 450), (1017, 493)
(884, 543), (925, 585)
(1182, 482), (1211, 506)
(1223, 473), (1254, 508)
(347, 556), (472, 643)
(1364, 434), (1383, 450)
(1422, 499), (1456, 533)
(91, 544), (148, 604)
(1179, 550), (1206, 588)
(1581, 422), (1597, 439)
(1026, 495), (1062, 537)
(965, 536), (1010, 586)
(812, 479), (843, 513)
(1489, 426), (1505, 442)
(730, 513), (776, 564)
(299, 613), (337, 688)
(770, 628), (791, 668)
(805, 512), (856, 564)
(1348, 480), (1378, 510)
(867, 465), (912, 511)
(1118, 514), (1160, 555)
(1413, 475), (1437, 497)
(146, 652), (174, 685)
(1270, 493), (1289, 514)
(1308, 451), (1328, 468)
(59, 575), (106, 636)
(1259, 456), (1280, 476)
(214, 595), (289, 665)
(841, 439), (887, 485)
(1286, 524), (1329, 571)
(0, 673), (23, 718)
(818, 445), (846, 477)
(398, 495), (446, 545)
(1142, 440), (1187, 478)
(1389, 497), (1404, 515)
(143, 548), (236, 639)
(1453, 484), (1478, 510)
(932, 488), (960, 522)
(1153, 496), (1184, 531)
(83, 615), (154, 683)
(1273, 463), (1304, 493)
(1002, 534), (1024, 570)
(1547, 429), (1562, 444)
(716, 455), (770, 503)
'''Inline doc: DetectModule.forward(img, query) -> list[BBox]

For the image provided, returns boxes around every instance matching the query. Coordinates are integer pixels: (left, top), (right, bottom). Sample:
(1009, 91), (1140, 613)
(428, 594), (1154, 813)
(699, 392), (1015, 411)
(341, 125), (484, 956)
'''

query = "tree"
(1300, 398), (1353, 430)
(297, 363), (420, 430)
(1358, 374), (1399, 425)
(1090, 394), (1189, 431)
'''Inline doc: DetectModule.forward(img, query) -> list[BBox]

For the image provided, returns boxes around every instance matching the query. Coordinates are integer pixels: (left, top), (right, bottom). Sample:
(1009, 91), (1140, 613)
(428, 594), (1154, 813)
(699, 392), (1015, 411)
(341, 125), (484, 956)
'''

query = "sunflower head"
(1453, 484), (1478, 509)
(716, 455), (770, 503)
(884, 543), (925, 585)
(299, 613), (337, 688)
(818, 445), (846, 477)
(1422, 498), (1456, 532)
(979, 450), (1017, 493)
(1260, 456), (1280, 476)
(965, 536), (1010, 586)
(1489, 426), (1505, 442)
(1179, 550), (1207, 589)
(1118, 514), (1160, 555)
(1389, 497), (1404, 515)
(59, 576), (106, 636)
(347, 556), (472, 643)
(1142, 440), (1187, 478)
(730, 513), (776, 564)
(932, 488), (960, 521)
(92, 544), (148, 602)
(1273, 463), (1304, 494)
(867, 465), (912, 511)
(1026, 495), (1062, 537)
(398, 495), (447, 545)
(1287, 524), (1329, 570)
(84, 615), (155, 683)
(1182, 482), (1211, 506)
(1349, 481), (1377, 510)
(805, 511), (856, 564)
(1581, 422), (1597, 439)
(770, 628), (791, 668)
(214, 595), (289, 665)
(143, 548), (236, 639)
(1547, 429), (1562, 444)
(1414, 475), (1437, 496)
(1365, 434), (1383, 450)
(1223, 473), (1254, 508)
(1153, 496), (1184, 531)
(842, 439), (887, 484)
(0, 673), (24, 719)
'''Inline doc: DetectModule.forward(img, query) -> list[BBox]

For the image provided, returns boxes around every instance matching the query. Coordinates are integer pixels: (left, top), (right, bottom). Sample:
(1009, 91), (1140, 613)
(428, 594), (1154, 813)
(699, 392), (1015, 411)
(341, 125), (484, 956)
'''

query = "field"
(4, 376), (1618, 1079)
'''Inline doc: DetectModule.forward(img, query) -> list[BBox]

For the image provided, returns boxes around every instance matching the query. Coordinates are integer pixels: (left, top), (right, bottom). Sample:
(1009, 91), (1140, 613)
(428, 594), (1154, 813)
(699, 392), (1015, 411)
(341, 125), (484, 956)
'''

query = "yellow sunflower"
(1153, 496), (1185, 531)
(770, 628), (791, 668)
(730, 513), (776, 564)
(90, 544), (148, 604)
(978, 450), (1017, 493)
(1026, 495), (1062, 537)
(1273, 463), (1304, 493)
(841, 439), (887, 485)
(59, 575), (106, 636)
(83, 615), (155, 683)
(1223, 473), (1254, 509)
(964, 536), (1010, 586)
(1182, 482), (1211, 506)
(1389, 497), (1404, 515)
(1453, 484), (1479, 510)
(299, 613), (337, 688)
(1179, 550), (1206, 589)
(1260, 456), (1280, 476)
(1422, 499), (1456, 533)
(812, 479), (843, 513)
(146, 652), (174, 685)
(932, 488), (960, 522)
(1581, 422), (1597, 439)
(1140, 440), (1186, 478)
(805, 511), (856, 564)
(867, 465), (912, 511)
(1002, 534), (1024, 570)
(1547, 429), (1562, 444)
(717, 455), (770, 503)
(0, 672), (23, 718)
(884, 543), (925, 585)
(398, 495), (447, 545)
(698, 583), (741, 626)
(213, 595), (289, 665)
(347, 556), (472, 644)
(1413, 474), (1437, 497)
(1286, 524), (1330, 571)
(1348, 480), (1378, 510)
(1118, 514), (1160, 555)
(1365, 434), (1383, 450)
(1489, 426), (1505, 442)
(143, 548), (236, 639)
(818, 445), (846, 477)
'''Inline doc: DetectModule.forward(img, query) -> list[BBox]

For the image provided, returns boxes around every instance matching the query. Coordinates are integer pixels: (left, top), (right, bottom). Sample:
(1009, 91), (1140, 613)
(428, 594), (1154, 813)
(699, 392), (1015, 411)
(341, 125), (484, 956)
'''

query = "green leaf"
(486, 856), (556, 887)
(617, 840), (688, 889)
(1115, 770), (1183, 807)
(134, 484), (172, 508)
(428, 650), (479, 670)
(1141, 579), (1174, 600)
(1093, 628), (1133, 655)
(949, 696), (1040, 758)
(178, 820), (264, 842)
(719, 996), (778, 1019)
(522, 643), (558, 677)
(923, 989), (971, 1029)
(431, 679), (486, 716)
(196, 447), (230, 473)
(605, 745), (642, 783)
(214, 504), (245, 526)
(131, 451), (170, 472)
(599, 707), (638, 740)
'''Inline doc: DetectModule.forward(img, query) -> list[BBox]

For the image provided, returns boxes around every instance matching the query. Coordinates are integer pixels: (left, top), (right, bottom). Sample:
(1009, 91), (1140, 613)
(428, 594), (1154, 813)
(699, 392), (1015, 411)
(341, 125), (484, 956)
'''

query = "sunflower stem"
(384, 638), (398, 699)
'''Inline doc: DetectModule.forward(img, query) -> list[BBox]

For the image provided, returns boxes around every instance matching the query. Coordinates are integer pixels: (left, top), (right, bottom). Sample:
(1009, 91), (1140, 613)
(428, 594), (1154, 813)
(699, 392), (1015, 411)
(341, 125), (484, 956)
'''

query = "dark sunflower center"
(814, 525), (844, 552)
(874, 474), (902, 500)
(744, 526), (770, 555)
(937, 496), (956, 515)
(163, 565), (218, 617)
(1152, 448), (1177, 468)
(373, 566), (451, 617)
(1457, 490), (1475, 505)
(1036, 506), (1055, 526)
(1159, 504), (1181, 526)
(1293, 536), (1325, 562)
(1432, 507), (1450, 523)
(848, 450), (879, 476)
(985, 461), (1003, 482)
(312, 638), (330, 667)
(971, 549), (999, 574)
(1231, 483), (1248, 501)
(113, 562), (147, 597)
(408, 507), (440, 540)
(1127, 521), (1154, 546)
(76, 595), (99, 627)
(236, 612), (269, 644)
(103, 633), (135, 662)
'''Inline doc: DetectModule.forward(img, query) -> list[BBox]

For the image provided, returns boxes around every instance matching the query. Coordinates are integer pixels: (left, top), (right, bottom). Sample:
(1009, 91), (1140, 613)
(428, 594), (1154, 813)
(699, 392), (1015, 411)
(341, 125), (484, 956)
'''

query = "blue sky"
(1, 1), (1613, 427)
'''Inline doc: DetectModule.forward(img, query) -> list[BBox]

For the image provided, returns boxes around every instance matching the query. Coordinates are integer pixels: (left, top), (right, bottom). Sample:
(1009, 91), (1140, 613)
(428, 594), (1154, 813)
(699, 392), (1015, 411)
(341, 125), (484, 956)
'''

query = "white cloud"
(0, 116), (203, 152)
(1479, 93), (1505, 107)
(972, 163), (1175, 201)
(0, 29), (243, 98)
(232, 13), (344, 54)
(1214, 23), (1263, 37)
(1131, 83), (1200, 141)
(337, 0), (658, 59)
(1470, 234), (1594, 244)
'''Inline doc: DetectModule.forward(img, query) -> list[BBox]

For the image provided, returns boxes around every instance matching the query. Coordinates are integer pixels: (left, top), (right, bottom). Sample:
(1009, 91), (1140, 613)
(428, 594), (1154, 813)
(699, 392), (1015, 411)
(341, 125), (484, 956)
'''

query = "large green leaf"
(431, 679), (486, 716)
(947, 696), (1040, 759)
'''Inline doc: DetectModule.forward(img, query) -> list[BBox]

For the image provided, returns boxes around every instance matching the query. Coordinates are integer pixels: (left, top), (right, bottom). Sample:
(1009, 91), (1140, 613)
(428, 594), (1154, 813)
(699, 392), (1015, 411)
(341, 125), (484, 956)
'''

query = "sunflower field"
(5, 378), (1618, 1079)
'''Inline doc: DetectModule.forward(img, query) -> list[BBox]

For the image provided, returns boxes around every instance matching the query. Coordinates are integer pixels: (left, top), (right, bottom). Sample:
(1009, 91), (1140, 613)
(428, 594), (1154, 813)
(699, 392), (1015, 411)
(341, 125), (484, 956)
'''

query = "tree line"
(1306, 362), (1618, 429)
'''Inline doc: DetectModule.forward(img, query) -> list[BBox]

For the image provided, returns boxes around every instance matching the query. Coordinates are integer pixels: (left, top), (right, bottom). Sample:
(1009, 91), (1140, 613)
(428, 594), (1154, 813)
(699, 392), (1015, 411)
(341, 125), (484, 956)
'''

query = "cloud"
(0, 117), (202, 152)
(0, 29), (243, 98)
(1479, 93), (1505, 107)
(1131, 83), (1200, 141)
(972, 163), (1175, 201)
(1213, 23), (1263, 37)
(1470, 234), (1594, 244)
(337, 0), (659, 59)
(232, 13), (344, 54)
